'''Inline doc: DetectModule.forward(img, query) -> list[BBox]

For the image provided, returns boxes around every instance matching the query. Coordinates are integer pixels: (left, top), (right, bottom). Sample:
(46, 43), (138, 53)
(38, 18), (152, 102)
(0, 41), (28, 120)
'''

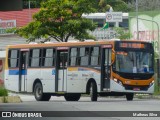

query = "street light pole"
(29, 0), (31, 22)
(136, 0), (139, 40)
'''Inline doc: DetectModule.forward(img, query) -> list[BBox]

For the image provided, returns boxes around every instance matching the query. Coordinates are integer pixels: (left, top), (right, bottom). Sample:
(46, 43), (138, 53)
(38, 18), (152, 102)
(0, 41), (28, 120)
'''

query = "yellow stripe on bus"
(68, 67), (100, 74)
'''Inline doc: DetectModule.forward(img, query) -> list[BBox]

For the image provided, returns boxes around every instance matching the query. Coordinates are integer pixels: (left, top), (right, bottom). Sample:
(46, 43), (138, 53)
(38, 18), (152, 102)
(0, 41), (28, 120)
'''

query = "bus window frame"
(90, 46), (101, 66)
(68, 45), (101, 67)
(79, 47), (90, 66)
(28, 48), (42, 68)
(41, 47), (56, 68)
(68, 47), (79, 67)
(8, 48), (20, 69)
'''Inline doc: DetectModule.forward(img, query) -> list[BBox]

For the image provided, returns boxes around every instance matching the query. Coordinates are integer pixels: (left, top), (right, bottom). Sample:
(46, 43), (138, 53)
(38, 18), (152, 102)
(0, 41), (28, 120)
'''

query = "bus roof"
(6, 40), (150, 49)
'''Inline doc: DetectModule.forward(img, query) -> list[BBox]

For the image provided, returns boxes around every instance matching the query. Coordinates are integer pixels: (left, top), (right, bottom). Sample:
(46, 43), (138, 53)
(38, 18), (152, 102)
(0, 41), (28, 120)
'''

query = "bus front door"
(55, 50), (68, 92)
(101, 48), (112, 91)
(19, 50), (29, 92)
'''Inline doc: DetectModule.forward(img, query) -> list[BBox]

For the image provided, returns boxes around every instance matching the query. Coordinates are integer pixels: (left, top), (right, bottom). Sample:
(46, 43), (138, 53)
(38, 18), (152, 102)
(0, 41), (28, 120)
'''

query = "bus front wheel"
(126, 93), (134, 101)
(89, 82), (97, 101)
(64, 93), (81, 101)
(34, 82), (51, 101)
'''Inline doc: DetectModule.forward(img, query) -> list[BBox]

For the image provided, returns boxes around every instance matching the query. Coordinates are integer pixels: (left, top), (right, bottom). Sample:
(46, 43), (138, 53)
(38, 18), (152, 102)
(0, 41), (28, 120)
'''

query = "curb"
(0, 96), (22, 103)
(135, 94), (160, 99)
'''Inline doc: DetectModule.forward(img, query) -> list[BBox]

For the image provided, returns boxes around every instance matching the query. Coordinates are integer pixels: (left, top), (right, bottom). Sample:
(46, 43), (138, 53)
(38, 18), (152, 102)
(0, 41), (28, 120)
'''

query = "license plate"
(133, 88), (140, 91)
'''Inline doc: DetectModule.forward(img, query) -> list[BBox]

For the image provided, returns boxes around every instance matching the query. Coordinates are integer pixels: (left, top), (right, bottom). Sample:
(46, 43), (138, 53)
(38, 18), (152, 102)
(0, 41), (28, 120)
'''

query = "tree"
(96, 0), (131, 12)
(98, 0), (110, 12)
(23, 0), (48, 9)
(16, 0), (97, 42)
(128, 0), (160, 12)
(114, 27), (132, 40)
(111, 0), (131, 12)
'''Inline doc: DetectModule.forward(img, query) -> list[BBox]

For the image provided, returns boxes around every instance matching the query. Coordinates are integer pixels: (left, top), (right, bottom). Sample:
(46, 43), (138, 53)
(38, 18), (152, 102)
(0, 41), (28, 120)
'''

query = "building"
(0, 8), (39, 84)
(82, 13), (129, 40)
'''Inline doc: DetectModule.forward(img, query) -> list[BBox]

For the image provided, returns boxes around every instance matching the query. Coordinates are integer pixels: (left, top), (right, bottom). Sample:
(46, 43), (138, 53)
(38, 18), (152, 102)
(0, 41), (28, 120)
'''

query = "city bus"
(4, 40), (154, 101)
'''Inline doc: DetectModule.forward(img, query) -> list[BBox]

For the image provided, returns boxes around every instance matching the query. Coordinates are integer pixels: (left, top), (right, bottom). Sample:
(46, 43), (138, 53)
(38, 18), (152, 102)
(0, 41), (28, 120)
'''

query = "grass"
(153, 76), (160, 95)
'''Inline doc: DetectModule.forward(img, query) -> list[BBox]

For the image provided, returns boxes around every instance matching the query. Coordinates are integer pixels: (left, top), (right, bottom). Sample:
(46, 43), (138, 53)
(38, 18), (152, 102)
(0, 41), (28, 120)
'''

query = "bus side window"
(42, 48), (55, 67)
(80, 47), (89, 66)
(104, 49), (111, 65)
(59, 51), (68, 69)
(8, 49), (19, 68)
(69, 48), (78, 66)
(29, 49), (41, 67)
(21, 53), (26, 69)
(90, 47), (100, 66)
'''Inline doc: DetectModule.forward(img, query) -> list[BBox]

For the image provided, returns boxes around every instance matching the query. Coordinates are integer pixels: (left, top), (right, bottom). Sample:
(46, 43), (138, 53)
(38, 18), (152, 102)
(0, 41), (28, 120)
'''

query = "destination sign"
(119, 43), (145, 48)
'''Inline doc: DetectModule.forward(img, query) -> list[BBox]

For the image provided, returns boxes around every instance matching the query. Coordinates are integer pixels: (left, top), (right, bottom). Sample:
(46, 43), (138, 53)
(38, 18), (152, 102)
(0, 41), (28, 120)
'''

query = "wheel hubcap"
(36, 87), (42, 98)
(90, 84), (93, 96)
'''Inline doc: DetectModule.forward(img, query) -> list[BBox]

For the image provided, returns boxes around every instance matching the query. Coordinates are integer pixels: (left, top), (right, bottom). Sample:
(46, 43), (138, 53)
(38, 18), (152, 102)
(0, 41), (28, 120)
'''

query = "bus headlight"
(117, 80), (123, 86)
(113, 78), (123, 86)
(113, 78), (117, 82)
(149, 81), (154, 87)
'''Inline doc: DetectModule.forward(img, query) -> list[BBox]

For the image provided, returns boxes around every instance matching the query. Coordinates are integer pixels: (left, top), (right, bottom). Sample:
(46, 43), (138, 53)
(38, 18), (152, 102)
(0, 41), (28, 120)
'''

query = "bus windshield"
(114, 51), (154, 73)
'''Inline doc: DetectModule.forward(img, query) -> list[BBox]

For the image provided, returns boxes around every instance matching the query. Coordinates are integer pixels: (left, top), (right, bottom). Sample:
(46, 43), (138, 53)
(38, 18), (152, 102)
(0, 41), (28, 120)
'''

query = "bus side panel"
(5, 69), (19, 92)
(78, 68), (101, 93)
(67, 67), (85, 93)
(41, 68), (55, 93)
(27, 69), (41, 92)
(67, 67), (101, 93)
(27, 68), (56, 93)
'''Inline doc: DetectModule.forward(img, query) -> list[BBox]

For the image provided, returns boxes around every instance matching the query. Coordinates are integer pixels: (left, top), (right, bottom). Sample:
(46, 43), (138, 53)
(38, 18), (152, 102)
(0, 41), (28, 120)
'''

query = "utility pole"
(29, 0), (31, 22)
(136, 0), (139, 40)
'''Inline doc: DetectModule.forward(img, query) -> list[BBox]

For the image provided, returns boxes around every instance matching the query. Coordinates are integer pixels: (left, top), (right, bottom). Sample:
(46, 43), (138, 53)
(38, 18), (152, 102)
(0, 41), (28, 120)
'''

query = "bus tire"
(43, 94), (51, 101)
(90, 82), (97, 101)
(64, 93), (81, 101)
(34, 82), (51, 101)
(126, 93), (134, 101)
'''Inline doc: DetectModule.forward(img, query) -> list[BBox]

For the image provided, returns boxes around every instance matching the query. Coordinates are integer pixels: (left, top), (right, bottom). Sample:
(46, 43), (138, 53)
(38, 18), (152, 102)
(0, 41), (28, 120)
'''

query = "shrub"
(0, 88), (8, 96)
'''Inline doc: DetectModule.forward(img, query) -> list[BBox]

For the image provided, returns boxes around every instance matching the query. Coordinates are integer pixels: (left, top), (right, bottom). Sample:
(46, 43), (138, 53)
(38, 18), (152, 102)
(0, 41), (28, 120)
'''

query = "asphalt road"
(0, 94), (160, 120)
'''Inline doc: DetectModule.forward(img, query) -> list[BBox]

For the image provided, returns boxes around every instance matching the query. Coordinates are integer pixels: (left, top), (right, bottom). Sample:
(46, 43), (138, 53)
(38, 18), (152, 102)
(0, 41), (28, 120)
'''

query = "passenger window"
(8, 49), (19, 68)
(69, 48), (78, 66)
(80, 47), (89, 66)
(90, 47), (100, 65)
(42, 48), (55, 67)
(29, 49), (41, 67)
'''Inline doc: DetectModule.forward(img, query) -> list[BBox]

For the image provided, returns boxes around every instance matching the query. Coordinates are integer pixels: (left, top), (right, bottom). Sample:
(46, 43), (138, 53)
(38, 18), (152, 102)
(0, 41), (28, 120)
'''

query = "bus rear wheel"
(89, 82), (97, 101)
(64, 93), (81, 101)
(34, 82), (51, 101)
(126, 93), (134, 101)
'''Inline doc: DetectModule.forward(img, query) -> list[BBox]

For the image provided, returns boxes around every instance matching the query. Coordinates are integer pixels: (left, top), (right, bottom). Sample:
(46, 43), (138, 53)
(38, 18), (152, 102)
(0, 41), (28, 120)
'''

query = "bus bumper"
(110, 80), (154, 94)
